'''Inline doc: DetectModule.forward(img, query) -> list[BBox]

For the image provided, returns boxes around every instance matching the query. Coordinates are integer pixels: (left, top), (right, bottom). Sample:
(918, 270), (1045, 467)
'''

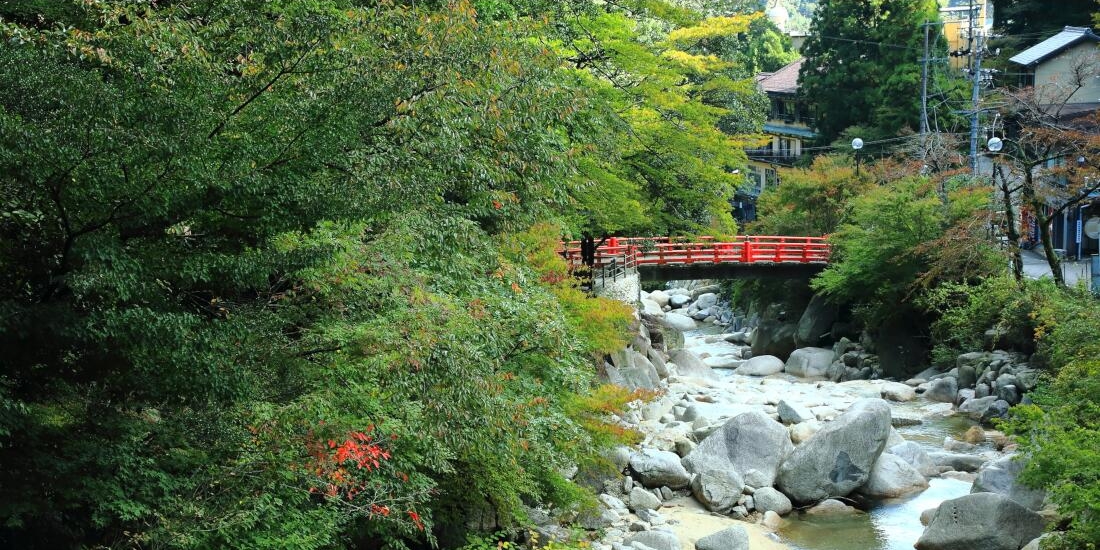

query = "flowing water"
(683, 326), (985, 550)
(777, 477), (973, 550)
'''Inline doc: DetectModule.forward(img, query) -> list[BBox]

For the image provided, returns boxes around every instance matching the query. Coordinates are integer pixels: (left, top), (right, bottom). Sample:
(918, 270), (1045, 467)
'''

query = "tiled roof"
(757, 58), (804, 94)
(1009, 26), (1100, 66)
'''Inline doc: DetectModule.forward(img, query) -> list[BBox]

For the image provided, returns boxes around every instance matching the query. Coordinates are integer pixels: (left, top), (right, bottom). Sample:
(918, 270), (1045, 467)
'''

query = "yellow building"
(940, 0), (994, 70)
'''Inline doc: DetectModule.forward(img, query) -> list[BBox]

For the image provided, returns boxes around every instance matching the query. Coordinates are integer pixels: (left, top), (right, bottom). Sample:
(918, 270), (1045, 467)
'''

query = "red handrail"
(560, 235), (830, 270)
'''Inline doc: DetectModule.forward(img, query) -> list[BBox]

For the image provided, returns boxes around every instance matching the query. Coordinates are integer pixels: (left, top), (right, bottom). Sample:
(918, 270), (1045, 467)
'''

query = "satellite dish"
(1085, 216), (1100, 240)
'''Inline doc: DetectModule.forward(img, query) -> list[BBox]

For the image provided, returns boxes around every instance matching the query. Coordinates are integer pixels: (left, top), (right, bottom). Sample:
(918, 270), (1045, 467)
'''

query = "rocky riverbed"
(561, 283), (1056, 550)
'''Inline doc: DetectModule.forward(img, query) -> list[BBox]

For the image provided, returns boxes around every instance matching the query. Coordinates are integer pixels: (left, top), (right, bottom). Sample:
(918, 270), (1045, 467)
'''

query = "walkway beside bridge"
(561, 235), (830, 283)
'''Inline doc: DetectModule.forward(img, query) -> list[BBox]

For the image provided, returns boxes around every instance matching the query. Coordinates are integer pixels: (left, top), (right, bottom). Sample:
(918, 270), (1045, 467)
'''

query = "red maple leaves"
(305, 426), (424, 531)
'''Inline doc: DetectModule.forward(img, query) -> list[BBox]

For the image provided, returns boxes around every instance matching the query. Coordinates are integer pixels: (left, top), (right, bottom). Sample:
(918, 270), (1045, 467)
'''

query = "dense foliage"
(0, 0), (767, 547)
(930, 276), (1100, 549)
(750, 154), (871, 236)
(798, 0), (943, 141)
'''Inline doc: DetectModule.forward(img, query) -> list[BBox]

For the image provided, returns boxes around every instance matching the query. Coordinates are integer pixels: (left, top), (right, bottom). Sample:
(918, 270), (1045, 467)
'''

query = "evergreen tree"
(799, 0), (942, 141)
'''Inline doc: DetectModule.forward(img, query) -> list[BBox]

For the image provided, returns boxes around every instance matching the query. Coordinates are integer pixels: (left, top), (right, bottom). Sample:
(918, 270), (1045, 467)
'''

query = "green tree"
(811, 178), (945, 321)
(0, 0), (767, 547)
(0, 0), (638, 546)
(556, 10), (766, 235)
(751, 154), (873, 236)
(799, 0), (943, 141)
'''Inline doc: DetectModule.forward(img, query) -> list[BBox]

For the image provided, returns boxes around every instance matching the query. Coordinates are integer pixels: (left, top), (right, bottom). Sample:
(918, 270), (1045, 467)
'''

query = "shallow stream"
(683, 327), (987, 550)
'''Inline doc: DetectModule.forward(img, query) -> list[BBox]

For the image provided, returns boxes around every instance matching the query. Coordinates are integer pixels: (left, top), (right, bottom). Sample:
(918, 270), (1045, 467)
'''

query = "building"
(737, 58), (818, 222)
(939, 0), (994, 70)
(1008, 26), (1100, 260)
(1009, 26), (1100, 107)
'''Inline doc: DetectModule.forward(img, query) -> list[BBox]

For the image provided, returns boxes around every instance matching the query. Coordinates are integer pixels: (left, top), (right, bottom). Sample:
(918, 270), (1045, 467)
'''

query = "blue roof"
(1009, 27), (1100, 66)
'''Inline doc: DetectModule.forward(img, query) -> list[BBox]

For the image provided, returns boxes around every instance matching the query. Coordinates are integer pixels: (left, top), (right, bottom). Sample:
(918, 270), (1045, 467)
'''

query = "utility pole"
(969, 31), (984, 174)
(967, 0), (975, 73)
(920, 21), (931, 138)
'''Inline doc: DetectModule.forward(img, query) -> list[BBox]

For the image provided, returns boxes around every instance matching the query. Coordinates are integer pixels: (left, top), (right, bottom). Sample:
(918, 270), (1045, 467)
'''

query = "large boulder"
(682, 411), (793, 488)
(649, 290), (671, 307)
(663, 312), (697, 332)
(981, 400), (1011, 423)
(972, 455), (1046, 511)
(668, 349), (718, 380)
(626, 530), (681, 550)
(777, 400), (815, 424)
(734, 355), (785, 376)
(663, 326), (685, 352)
(690, 469), (744, 514)
(927, 452), (986, 473)
(958, 396), (999, 420)
(776, 398), (892, 504)
(628, 486), (661, 511)
(914, 492), (1045, 550)
(888, 441), (940, 477)
(785, 347), (836, 378)
(806, 498), (860, 516)
(633, 351), (660, 380)
(602, 353), (660, 391)
(751, 319), (798, 361)
(694, 526), (750, 550)
(880, 382), (917, 402)
(795, 294), (839, 348)
(642, 298), (664, 318)
(648, 348), (669, 378)
(924, 377), (958, 403)
(752, 487), (793, 515)
(695, 292), (719, 310)
(957, 364), (977, 389)
(630, 449), (691, 489)
(857, 452), (929, 498)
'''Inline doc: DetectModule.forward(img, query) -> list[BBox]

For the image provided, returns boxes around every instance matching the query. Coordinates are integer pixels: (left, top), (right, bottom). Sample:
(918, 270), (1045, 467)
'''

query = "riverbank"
(570, 283), (1053, 550)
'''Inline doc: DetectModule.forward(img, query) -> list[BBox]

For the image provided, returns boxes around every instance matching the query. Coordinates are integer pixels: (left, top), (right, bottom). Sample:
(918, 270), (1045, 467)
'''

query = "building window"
(798, 103), (814, 125)
(779, 138), (793, 157)
(782, 100), (796, 122)
(765, 168), (778, 189)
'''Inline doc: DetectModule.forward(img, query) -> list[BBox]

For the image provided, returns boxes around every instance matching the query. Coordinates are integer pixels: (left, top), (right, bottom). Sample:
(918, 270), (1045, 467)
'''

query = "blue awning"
(763, 123), (818, 139)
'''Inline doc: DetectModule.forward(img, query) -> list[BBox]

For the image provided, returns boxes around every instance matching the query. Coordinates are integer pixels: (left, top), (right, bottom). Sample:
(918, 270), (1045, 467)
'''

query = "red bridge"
(561, 235), (830, 282)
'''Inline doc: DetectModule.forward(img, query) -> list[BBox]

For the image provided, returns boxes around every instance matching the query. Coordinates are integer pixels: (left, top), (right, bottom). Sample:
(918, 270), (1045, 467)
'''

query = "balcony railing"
(767, 113), (815, 126)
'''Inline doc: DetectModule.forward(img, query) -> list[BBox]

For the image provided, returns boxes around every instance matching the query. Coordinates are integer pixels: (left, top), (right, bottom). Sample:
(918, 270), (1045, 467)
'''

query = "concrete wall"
(594, 272), (639, 304)
(1034, 42), (1100, 105)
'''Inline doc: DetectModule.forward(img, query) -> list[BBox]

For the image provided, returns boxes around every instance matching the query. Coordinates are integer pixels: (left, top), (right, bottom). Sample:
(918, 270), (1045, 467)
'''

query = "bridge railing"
(560, 236), (830, 270)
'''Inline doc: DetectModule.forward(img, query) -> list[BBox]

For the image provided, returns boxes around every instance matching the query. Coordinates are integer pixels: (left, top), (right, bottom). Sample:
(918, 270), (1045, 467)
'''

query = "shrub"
(1001, 359), (1100, 550)
(812, 178), (944, 323)
(920, 275), (1035, 366)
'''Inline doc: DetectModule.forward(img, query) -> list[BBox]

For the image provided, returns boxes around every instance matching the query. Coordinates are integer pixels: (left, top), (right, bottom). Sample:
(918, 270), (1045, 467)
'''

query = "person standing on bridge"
(580, 234), (609, 268)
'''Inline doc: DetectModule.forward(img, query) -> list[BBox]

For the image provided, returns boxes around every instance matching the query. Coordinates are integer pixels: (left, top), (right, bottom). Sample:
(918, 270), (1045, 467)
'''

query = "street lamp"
(986, 136), (1004, 240)
(852, 138), (864, 176)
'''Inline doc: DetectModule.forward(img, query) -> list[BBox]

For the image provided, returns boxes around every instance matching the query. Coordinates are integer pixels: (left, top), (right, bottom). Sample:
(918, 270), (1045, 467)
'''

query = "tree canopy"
(0, 0), (767, 547)
(798, 0), (943, 141)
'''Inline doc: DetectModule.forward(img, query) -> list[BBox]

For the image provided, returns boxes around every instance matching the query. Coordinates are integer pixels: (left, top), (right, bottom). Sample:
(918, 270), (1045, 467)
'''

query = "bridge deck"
(561, 235), (830, 280)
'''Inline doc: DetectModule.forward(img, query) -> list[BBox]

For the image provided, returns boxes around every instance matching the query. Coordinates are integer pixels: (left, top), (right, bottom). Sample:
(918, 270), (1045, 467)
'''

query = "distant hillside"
(775, 0), (818, 33)
(683, 1), (818, 31)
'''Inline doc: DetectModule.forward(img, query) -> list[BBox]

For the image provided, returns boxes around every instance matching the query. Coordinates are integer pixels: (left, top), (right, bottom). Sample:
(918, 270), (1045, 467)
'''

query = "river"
(681, 326), (988, 550)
